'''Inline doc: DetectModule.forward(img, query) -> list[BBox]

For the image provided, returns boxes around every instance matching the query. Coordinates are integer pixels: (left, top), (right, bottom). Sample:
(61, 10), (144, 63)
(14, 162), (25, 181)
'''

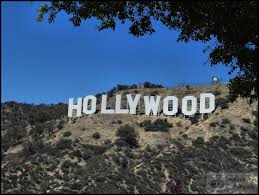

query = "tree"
(37, 1), (257, 102)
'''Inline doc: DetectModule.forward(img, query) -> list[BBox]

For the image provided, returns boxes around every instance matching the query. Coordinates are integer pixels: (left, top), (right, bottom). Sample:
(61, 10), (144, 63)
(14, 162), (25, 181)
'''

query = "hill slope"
(1, 84), (258, 193)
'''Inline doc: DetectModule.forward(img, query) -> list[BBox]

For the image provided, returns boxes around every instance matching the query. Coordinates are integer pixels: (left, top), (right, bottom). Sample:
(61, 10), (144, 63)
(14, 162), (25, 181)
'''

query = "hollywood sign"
(68, 93), (215, 117)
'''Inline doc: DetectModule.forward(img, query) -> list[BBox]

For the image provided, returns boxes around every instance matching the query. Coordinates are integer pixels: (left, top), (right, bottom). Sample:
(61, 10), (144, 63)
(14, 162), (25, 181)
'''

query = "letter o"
(163, 96), (178, 115)
(182, 96), (197, 116)
(83, 95), (97, 114)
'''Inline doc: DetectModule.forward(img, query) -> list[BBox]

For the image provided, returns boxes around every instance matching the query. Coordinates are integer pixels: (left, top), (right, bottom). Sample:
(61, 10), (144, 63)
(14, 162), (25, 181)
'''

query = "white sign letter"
(200, 93), (215, 113)
(182, 96), (197, 116)
(144, 96), (161, 115)
(163, 96), (178, 115)
(83, 95), (97, 115)
(68, 98), (82, 117)
(115, 94), (129, 114)
(101, 94), (114, 114)
(126, 94), (141, 114)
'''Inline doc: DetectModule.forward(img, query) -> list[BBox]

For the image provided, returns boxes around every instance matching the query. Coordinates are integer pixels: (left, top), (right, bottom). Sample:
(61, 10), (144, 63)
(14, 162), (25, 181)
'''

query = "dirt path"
(162, 164), (170, 192)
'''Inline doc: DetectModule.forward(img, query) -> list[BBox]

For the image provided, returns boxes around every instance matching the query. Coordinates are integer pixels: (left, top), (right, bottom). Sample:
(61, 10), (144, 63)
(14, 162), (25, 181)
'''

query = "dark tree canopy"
(37, 1), (258, 102)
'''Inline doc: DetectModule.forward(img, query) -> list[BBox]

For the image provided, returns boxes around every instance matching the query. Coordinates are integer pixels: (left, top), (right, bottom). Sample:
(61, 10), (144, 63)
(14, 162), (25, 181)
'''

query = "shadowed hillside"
(1, 84), (258, 193)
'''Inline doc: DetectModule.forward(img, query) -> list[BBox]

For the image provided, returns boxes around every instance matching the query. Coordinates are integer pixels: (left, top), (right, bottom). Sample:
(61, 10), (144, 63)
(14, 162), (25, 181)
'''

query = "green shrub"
(150, 90), (158, 96)
(61, 160), (73, 170)
(216, 136), (230, 149)
(221, 104), (229, 110)
(190, 116), (200, 124)
(55, 139), (72, 150)
(63, 131), (72, 137)
(209, 122), (218, 127)
(22, 139), (45, 156)
(111, 120), (122, 124)
(240, 126), (249, 131)
(140, 119), (172, 132)
(114, 139), (128, 148)
(176, 121), (182, 127)
(248, 130), (258, 140)
(139, 120), (152, 127)
(57, 120), (64, 130)
(81, 145), (106, 160)
(116, 125), (138, 147)
(242, 118), (251, 124)
(92, 132), (101, 139)
(222, 118), (230, 124)
(104, 139), (111, 145)
(182, 134), (188, 139)
(82, 151), (92, 160)
(252, 110), (257, 117)
(214, 91), (221, 96)
(192, 137), (205, 147)
(73, 149), (82, 158)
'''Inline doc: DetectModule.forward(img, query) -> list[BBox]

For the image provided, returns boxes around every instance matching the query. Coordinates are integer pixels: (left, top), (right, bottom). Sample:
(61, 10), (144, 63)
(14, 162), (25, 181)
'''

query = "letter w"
(144, 96), (161, 115)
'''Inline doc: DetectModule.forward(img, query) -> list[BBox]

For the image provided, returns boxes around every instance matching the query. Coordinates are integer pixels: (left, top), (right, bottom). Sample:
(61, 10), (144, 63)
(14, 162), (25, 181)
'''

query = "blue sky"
(2, 2), (232, 104)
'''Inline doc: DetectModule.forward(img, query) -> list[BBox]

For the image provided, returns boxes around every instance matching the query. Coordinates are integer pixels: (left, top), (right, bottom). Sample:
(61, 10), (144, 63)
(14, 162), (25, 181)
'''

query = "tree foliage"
(1, 101), (67, 152)
(37, 1), (257, 102)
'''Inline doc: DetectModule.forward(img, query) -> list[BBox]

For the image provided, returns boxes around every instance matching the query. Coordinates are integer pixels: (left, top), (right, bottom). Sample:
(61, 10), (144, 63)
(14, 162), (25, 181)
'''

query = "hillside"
(1, 84), (258, 194)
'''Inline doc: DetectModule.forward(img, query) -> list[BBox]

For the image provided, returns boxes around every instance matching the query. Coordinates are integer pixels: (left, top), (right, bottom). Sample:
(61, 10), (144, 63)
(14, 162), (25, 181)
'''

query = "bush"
(240, 126), (249, 132)
(116, 125), (138, 147)
(242, 118), (251, 124)
(176, 121), (182, 127)
(192, 137), (205, 147)
(217, 136), (230, 148)
(63, 131), (72, 137)
(61, 160), (73, 170)
(92, 132), (101, 139)
(139, 120), (152, 127)
(248, 130), (258, 140)
(221, 104), (229, 110)
(82, 151), (92, 160)
(182, 134), (188, 139)
(114, 139), (129, 148)
(22, 139), (45, 156)
(190, 115), (200, 124)
(140, 119), (172, 132)
(143, 82), (163, 88)
(73, 149), (82, 158)
(209, 122), (218, 127)
(150, 90), (158, 96)
(81, 145), (106, 160)
(230, 124), (235, 130)
(55, 139), (72, 150)
(252, 110), (257, 117)
(111, 120), (122, 124)
(104, 139), (111, 145)
(57, 120), (65, 130)
(222, 118), (230, 124)
(214, 91), (221, 96)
